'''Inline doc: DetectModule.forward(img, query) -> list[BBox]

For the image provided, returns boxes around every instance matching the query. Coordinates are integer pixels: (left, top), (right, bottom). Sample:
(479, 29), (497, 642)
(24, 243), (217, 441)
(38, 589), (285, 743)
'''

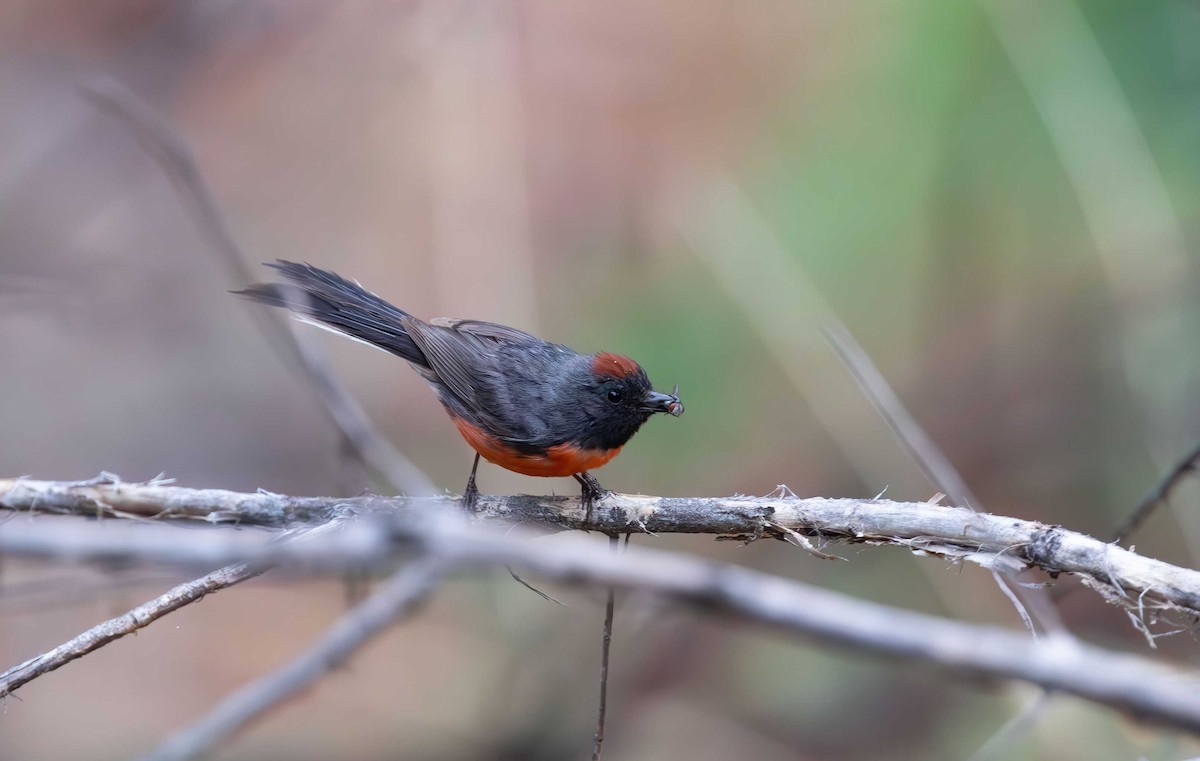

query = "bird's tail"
(235, 260), (429, 367)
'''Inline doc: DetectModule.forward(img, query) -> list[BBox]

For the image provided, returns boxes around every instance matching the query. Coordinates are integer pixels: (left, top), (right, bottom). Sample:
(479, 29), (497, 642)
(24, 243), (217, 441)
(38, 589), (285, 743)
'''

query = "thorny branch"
(5, 488), (1200, 741)
(7, 475), (1200, 755)
(3, 477), (1200, 619)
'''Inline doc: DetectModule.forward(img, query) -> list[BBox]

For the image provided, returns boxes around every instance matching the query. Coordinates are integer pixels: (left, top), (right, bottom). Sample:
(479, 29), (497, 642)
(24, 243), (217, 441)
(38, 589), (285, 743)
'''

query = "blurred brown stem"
(1110, 440), (1200, 544)
(80, 78), (436, 496)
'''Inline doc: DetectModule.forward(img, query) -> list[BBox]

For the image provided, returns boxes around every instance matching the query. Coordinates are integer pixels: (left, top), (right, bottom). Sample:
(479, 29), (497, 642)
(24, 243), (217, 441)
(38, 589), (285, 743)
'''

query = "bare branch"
(138, 559), (443, 761)
(0, 475), (358, 526)
(4, 494), (1200, 737)
(0, 563), (258, 699)
(3, 477), (1200, 619)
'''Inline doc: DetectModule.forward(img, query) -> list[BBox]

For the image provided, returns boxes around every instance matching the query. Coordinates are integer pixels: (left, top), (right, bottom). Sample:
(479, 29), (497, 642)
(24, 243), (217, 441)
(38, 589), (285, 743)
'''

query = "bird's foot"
(573, 472), (610, 527)
(461, 478), (479, 511)
(461, 453), (482, 512)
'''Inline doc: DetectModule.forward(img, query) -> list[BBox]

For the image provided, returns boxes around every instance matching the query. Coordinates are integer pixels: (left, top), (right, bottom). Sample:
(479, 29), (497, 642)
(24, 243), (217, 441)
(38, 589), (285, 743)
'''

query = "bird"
(236, 261), (683, 514)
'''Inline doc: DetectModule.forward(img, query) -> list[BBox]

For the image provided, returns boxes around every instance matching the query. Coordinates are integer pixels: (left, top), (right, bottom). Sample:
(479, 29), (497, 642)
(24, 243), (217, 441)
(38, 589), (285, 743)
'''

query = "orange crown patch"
(592, 351), (641, 379)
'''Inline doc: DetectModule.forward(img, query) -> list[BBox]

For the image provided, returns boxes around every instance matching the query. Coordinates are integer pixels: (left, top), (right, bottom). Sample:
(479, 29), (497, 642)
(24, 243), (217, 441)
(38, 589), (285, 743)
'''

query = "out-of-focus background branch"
(3, 2), (1200, 759)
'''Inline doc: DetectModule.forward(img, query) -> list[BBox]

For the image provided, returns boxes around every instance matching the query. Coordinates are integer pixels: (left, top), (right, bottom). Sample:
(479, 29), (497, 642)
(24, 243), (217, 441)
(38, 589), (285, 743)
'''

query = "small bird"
(237, 261), (683, 511)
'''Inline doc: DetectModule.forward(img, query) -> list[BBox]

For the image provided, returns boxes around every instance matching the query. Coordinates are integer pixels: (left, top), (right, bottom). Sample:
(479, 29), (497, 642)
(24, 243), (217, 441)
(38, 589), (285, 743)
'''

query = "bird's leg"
(462, 453), (481, 511)
(573, 471), (609, 527)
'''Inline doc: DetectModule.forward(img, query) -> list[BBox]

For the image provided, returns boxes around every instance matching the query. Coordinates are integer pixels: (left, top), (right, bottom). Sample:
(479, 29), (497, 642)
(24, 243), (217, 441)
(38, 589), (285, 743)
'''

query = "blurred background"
(2, 1), (1200, 759)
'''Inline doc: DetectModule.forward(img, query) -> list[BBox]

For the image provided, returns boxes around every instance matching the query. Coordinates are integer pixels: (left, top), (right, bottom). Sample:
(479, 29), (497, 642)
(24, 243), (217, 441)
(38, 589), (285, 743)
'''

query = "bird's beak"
(641, 384), (684, 417)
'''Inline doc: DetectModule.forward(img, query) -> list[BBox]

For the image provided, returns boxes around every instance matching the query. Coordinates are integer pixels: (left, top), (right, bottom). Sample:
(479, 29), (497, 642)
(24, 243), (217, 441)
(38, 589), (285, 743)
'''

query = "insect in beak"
(641, 384), (684, 417)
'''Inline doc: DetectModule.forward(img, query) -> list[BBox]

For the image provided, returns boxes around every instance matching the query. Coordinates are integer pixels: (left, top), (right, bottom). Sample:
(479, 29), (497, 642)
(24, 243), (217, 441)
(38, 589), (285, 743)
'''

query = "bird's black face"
(577, 356), (684, 451)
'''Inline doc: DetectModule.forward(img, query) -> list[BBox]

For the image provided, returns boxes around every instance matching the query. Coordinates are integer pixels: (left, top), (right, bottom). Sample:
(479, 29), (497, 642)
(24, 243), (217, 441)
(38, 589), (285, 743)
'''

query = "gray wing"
(427, 318), (544, 346)
(402, 318), (494, 410)
(404, 317), (566, 445)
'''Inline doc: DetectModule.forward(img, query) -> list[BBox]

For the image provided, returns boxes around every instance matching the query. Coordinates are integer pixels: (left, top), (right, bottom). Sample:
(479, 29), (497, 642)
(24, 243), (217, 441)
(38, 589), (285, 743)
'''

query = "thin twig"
(674, 176), (901, 492)
(1110, 440), (1200, 544)
(675, 179), (1065, 656)
(138, 559), (443, 761)
(0, 563), (259, 698)
(80, 78), (436, 497)
(507, 567), (565, 606)
(820, 320), (980, 510)
(593, 534), (620, 760)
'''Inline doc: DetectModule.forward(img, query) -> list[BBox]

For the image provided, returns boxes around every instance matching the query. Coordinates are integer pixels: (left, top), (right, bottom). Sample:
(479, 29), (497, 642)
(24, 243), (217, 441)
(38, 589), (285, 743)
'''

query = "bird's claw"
(574, 472), (610, 527)
(461, 475), (480, 512)
(461, 453), (482, 512)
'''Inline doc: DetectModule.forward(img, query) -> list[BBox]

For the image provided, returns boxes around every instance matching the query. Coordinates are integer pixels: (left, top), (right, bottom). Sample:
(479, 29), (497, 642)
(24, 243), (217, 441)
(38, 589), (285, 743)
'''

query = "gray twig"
(0, 563), (259, 699)
(593, 533), (621, 761)
(821, 320), (980, 510)
(138, 559), (443, 761)
(1111, 440), (1200, 544)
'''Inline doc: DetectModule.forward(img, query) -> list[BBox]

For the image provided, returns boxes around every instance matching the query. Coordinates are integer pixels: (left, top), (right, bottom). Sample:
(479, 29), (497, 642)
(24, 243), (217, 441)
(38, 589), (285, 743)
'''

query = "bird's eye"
(606, 388), (624, 404)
